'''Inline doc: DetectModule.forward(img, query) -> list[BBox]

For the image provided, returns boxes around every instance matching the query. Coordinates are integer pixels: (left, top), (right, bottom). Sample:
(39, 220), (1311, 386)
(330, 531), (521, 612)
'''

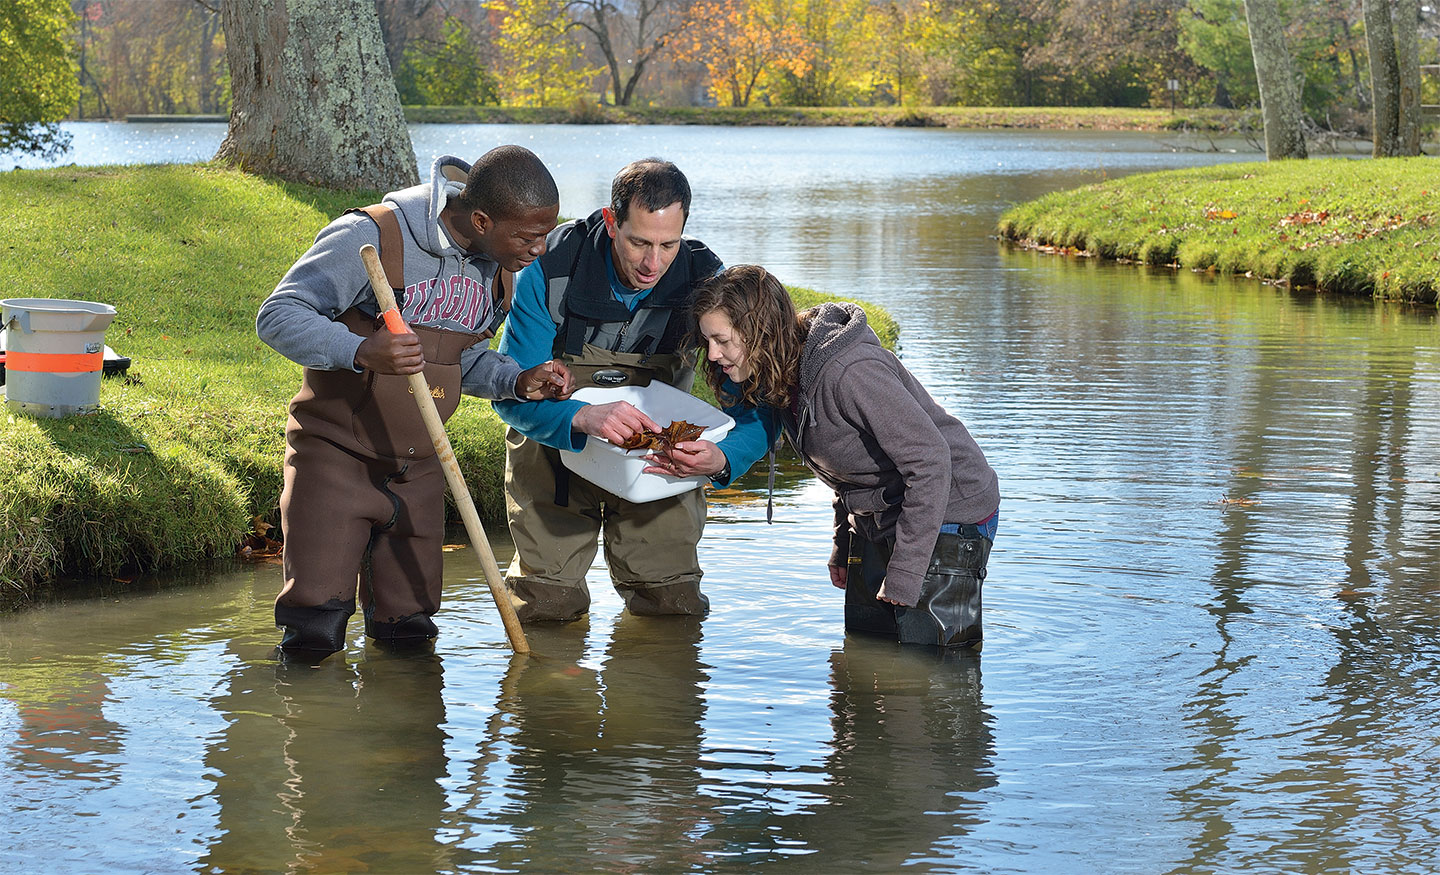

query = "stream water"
(3, 124), (1439, 874)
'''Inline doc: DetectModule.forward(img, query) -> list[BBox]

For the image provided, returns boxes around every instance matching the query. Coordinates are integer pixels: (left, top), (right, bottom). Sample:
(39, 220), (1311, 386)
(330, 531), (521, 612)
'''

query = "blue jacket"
(493, 218), (778, 486)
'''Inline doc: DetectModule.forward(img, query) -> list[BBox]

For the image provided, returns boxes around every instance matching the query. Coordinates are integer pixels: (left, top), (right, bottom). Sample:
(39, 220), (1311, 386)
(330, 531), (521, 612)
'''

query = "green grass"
(404, 103), (1244, 132)
(0, 163), (894, 602)
(997, 156), (1440, 302)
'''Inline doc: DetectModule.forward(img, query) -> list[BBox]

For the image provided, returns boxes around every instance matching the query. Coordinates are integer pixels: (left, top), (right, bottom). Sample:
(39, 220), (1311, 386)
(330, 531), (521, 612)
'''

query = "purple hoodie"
(784, 302), (999, 605)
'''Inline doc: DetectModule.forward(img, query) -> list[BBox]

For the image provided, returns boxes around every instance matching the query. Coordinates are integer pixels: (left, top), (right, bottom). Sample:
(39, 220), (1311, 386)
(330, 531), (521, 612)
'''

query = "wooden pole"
(359, 244), (530, 654)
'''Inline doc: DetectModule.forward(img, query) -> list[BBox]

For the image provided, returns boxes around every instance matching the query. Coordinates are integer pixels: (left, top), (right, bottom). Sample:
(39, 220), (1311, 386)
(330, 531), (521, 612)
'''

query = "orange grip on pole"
(381, 307), (410, 335)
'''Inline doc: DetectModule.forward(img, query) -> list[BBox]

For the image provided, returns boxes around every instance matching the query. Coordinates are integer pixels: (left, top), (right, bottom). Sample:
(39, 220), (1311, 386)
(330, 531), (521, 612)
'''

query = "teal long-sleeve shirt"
(492, 257), (779, 487)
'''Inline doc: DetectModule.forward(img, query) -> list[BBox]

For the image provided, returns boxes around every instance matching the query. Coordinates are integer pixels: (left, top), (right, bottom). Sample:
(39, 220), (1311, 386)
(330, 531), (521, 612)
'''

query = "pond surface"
(5, 125), (1440, 874)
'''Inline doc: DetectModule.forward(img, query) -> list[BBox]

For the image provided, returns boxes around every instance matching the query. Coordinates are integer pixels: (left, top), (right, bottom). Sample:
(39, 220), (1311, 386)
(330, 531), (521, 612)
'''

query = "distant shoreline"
(113, 105), (1250, 132)
(426, 105), (1245, 131)
(124, 114), (227, 123)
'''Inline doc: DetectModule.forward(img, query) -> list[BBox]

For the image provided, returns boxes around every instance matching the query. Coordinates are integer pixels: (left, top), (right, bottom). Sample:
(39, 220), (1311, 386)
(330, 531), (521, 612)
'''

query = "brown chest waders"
(276, 310), (482, 653)
(844, 528), (990, 650)
(275, 203), (513, 654)
(502, 346), (710, 623)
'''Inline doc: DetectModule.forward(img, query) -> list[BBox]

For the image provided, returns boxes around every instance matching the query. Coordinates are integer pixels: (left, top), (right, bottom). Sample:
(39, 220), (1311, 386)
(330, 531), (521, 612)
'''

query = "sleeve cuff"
(710, 452), (733, 487)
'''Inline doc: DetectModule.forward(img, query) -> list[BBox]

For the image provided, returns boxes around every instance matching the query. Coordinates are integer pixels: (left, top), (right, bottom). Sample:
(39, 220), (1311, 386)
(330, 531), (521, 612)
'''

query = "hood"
(799, 301), (876, 399)
(382, 154), (473, 259)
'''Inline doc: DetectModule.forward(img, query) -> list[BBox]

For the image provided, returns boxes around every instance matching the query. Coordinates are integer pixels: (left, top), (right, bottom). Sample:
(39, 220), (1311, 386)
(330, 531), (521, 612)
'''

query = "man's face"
(604, 201), (686, 291)
(475, 203), (559, 272)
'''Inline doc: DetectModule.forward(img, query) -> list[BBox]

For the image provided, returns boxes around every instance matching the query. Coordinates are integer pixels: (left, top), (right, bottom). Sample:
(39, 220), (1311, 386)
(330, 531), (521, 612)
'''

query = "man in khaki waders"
(493, 159), (779, 621)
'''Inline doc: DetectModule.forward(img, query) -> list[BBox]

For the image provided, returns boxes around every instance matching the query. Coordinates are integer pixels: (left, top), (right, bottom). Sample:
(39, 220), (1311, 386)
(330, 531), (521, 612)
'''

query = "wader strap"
(478, 268), (514, 338)
(562, 308), (584, 356)
(499, 268), (514, 311)
(554, 461), (571, 508)
(555, 238), (589, 357)
(354, 204), (512, 338)
(354, 204), (404, 289)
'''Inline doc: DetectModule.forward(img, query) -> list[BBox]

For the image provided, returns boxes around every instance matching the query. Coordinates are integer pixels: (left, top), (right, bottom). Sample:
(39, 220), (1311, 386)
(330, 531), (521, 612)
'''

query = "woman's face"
(699, 309), (752, 382)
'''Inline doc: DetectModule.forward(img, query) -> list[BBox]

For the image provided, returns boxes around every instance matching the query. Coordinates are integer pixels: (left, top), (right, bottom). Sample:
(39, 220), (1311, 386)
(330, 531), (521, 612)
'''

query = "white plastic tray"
(562, 381), (735, 502)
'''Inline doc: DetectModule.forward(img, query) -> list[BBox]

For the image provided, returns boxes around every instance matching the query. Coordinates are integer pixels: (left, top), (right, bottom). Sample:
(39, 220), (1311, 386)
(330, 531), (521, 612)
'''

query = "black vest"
(537, 209), (722, 358)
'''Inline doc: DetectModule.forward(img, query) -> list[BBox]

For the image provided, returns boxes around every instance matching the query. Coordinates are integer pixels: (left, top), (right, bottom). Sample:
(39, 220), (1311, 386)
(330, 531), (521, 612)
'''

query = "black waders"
(845, 530), (990, 650)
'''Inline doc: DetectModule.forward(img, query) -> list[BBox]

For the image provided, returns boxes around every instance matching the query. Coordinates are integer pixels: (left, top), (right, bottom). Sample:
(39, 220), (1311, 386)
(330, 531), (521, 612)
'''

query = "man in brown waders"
(493, 159), (780, 622)
(257, 146), (574, 656)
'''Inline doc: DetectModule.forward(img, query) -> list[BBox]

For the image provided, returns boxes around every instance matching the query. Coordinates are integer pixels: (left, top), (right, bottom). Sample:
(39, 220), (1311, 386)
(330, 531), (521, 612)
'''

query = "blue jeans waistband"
(941, 510), (998, 542)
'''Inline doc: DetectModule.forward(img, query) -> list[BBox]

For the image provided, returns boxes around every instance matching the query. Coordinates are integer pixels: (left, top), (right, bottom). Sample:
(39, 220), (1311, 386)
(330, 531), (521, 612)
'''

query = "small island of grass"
(997, 156), (1440, 303)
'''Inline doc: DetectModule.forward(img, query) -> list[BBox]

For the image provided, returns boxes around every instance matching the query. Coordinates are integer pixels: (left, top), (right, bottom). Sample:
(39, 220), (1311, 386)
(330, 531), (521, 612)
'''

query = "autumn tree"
(375, 0), (457, 74)
(1, 0), (78, 160)
(1028, 0), (1199, 107)
(70, 1), (228, 118)
(489, 0), (599, 107)
(396, 17), (501, 106)
(859, 0), (928, 105)
(1178, 0), (1257, 107)
(770, 0), (870, 106)
(1362, 0), (1422, 157)
(566, 0), (685, 106)
(1179, 0), (1369, 120)
(1241, 0), (1306, 158)
(216, 0), (416, 191)
(922, 1), (1048, 106)
(675, 0), (811, 106)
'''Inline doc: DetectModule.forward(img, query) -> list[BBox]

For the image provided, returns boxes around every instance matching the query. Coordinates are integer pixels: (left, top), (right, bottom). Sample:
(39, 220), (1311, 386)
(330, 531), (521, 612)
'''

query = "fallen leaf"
(617, 420), (707, 451)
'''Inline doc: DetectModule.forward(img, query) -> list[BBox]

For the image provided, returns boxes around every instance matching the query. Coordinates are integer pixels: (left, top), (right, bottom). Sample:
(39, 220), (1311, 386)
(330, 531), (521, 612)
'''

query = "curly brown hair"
(689, 265), (805, 410)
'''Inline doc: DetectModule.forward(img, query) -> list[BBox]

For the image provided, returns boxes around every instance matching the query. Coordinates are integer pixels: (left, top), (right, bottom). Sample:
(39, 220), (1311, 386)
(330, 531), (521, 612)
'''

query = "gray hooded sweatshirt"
(256, 155), (522, 399)
(786, 302), (1000, 606)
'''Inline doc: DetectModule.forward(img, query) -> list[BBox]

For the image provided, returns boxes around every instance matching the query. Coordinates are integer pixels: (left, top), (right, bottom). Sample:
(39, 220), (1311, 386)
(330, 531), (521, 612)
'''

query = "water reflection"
(467, 616), (715, 871)
(199, 647), (453, 874)
(7, 128), (1440, 872)
(1168, 336), (1440, 875)
(747, 639), (996, 871)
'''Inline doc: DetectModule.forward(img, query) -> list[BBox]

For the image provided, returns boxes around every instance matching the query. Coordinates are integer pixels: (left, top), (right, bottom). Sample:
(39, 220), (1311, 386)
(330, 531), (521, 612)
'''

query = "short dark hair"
(459, 145), (559, 220)
(610, 158), (691, 226)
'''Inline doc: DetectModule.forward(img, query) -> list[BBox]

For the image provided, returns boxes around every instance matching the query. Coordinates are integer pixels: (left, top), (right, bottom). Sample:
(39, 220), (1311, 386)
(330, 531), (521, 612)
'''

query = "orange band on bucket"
(381, 308), (410, 335)
(5, 349), (104, 374)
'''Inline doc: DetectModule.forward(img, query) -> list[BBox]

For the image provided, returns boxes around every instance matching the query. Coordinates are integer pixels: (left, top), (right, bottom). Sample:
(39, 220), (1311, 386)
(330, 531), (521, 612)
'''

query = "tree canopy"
(33, 0), (1440, 146)
(1, 0), (79, 160)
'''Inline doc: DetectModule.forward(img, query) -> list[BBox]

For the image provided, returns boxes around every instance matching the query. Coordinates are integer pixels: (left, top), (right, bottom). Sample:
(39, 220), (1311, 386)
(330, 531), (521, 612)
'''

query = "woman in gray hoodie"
(690, 265), (999, 649)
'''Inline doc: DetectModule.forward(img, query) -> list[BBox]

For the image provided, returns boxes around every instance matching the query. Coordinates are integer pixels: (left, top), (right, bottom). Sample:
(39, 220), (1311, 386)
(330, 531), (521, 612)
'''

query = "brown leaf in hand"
(617, 419), (705, 451)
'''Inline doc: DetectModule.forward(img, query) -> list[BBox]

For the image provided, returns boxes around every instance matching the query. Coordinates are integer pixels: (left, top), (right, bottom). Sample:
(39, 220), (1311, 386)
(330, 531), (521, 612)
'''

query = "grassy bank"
(997, 157), (1440, 302)
(403, 104), (1243, 132)
(0, 164), (895, 604)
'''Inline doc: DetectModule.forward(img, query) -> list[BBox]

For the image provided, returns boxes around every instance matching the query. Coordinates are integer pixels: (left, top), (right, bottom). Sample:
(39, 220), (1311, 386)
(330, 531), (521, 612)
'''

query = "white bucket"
(1, 298), (117, 417)
(562, 381), (735, 503)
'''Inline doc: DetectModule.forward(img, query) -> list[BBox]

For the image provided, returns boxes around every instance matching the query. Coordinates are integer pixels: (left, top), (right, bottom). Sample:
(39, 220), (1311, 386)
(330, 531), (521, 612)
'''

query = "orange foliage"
(675, 0), (812, 107)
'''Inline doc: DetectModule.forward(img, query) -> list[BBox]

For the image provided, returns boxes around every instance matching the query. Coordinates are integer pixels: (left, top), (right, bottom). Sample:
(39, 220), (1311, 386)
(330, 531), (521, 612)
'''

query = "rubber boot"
(505, 578), (592, 623)
(844, 536), (898, 638)
(276, 597), (355, 655)
(896, 533), (989, 649)
(620, 580), (710, 617)
(365, 611), (439, 645)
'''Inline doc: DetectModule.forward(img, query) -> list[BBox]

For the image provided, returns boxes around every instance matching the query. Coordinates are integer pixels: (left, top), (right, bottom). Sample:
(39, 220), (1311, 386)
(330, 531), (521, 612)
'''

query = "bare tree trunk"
(1363, 0), (1402, 156)
(216, 0), (418, 191)
(1392, 0), (1422, 155)
(1242, 0), (1308, 159)
(567, 0), (679, 107)
(198, 6), (223, 114)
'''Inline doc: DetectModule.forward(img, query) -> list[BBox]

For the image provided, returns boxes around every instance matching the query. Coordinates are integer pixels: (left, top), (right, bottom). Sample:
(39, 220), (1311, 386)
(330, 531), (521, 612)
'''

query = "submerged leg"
(844, 536), (898, 638)
(896, 532), (990, 650)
